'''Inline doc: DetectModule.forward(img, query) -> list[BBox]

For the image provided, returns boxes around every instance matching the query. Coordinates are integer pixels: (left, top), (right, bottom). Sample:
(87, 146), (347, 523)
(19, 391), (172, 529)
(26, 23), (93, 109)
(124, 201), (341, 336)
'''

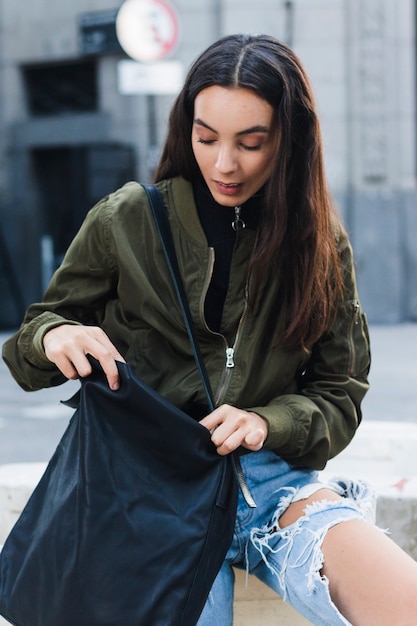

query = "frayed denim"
(197, 448), (376, 626)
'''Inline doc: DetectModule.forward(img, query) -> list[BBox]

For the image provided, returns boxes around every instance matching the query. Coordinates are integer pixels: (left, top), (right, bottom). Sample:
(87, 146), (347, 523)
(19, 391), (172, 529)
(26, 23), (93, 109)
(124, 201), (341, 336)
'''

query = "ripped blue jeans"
(197, 448), (376, 626)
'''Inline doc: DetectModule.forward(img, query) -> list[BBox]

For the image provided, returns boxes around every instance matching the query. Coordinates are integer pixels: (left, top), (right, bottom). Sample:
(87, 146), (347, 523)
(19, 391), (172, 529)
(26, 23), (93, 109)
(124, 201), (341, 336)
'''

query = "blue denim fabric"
(197, 448), (375, 626)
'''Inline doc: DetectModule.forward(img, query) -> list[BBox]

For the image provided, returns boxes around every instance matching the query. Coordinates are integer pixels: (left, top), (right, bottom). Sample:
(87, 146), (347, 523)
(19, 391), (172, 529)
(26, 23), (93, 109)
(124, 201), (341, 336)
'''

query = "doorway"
(31, 143), (136, 286)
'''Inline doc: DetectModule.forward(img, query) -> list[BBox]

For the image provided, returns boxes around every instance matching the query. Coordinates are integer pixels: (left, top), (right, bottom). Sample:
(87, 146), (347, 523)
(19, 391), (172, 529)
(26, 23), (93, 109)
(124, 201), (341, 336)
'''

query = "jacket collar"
(169, 176), (207, 244)
(168, 176), (262, 244)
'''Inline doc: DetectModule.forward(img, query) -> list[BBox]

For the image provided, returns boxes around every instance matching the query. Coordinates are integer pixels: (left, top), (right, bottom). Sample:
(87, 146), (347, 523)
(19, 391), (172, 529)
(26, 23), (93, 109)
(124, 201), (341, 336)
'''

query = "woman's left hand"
(199, 405), (268, 455)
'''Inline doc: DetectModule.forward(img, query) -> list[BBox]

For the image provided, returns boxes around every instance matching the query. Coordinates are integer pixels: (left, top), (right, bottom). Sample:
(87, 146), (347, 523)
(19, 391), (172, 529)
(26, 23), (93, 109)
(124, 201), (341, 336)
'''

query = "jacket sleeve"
(250, 228), (371, 470)
(2, 196), (118, 391)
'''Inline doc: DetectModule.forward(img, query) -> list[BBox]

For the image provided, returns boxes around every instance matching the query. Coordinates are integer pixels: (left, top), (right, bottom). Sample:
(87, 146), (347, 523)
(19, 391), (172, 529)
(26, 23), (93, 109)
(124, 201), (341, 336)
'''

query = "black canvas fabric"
(0, 357), (238, 626)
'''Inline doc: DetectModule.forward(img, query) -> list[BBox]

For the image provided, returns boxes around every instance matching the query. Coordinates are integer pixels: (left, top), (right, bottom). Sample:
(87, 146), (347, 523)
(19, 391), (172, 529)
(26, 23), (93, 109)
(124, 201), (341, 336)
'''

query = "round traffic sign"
(116, 0), (181, 63)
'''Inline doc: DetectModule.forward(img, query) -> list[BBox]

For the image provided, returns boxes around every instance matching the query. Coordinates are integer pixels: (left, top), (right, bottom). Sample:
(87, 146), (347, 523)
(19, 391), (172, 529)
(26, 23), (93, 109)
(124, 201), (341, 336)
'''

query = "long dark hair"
(154, 34), (344, 352)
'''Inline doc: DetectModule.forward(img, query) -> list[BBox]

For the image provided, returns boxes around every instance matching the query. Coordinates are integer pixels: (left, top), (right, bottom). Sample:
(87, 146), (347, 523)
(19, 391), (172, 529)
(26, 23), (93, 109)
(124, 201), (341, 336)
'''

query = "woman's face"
(191, 85), (276, 207)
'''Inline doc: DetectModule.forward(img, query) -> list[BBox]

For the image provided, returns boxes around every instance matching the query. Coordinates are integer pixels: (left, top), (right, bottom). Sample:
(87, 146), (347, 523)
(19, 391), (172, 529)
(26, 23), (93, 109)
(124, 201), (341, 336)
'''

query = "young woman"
(3, 34), (417, 625)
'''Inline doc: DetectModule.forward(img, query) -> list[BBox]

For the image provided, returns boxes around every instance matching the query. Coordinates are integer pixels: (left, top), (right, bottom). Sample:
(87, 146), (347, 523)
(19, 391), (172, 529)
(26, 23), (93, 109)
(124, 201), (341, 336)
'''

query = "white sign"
(118, 59), (184, 95)
(116, 0), (181, 63)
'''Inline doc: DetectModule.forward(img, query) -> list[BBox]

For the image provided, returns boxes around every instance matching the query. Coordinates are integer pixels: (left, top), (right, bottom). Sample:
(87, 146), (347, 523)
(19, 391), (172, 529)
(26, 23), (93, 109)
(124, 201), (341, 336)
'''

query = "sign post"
(117, 59), (183, 95)
(115, 0), (182, 175)
(116, 0), (181, 63)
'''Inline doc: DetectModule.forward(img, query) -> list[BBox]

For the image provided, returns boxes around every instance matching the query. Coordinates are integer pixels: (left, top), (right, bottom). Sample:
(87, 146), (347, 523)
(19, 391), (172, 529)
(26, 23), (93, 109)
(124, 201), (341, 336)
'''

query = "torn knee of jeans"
(274, 477), (376, 529)
(326, 475), (377, 524)
(247, 484), (377, 601)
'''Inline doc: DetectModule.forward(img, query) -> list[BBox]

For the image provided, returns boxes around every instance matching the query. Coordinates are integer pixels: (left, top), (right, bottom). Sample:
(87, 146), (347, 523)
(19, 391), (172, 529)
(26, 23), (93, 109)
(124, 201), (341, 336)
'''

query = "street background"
(1, 1), (417, 332)
(1, 324), (416, 465)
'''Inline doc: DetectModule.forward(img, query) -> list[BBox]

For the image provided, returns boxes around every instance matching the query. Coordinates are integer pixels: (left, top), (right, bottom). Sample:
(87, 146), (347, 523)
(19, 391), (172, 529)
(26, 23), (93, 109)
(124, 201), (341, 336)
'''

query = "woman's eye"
(196, 137), (263, 150)
(242, 144), (262, 151)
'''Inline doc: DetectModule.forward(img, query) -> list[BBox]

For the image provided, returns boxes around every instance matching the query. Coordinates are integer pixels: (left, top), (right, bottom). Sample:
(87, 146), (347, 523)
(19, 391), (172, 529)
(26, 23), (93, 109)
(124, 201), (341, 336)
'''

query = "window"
(22, 59), (98, 116)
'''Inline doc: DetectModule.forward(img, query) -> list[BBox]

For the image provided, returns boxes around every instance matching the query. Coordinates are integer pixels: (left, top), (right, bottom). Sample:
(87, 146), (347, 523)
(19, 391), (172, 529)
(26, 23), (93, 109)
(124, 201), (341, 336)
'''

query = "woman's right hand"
(43, 324), (125, 390)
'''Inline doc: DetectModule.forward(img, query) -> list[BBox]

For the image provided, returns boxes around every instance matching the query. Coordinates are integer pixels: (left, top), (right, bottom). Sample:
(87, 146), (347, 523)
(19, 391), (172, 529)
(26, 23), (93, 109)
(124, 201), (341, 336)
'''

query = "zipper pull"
(352, 300), (360, 324)
(226, 347), (235, 368)
(232, 206), (246, 231)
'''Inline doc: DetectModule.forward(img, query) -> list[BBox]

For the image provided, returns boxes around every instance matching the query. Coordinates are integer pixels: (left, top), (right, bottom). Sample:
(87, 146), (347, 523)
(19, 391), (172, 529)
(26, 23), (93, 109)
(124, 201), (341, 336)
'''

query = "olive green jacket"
(2, 176), (370, 470)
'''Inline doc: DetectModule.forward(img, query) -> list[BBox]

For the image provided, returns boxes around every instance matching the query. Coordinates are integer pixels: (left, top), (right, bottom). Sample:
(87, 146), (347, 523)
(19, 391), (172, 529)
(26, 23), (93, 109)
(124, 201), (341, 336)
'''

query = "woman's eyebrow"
(193, 118), (270, 136)
(236, 125), (270, 136)
(193, 118), (217, 132)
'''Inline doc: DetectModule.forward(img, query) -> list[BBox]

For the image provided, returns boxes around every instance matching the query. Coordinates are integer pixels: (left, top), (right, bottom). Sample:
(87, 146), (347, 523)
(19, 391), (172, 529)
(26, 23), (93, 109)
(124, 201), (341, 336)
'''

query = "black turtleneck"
(192, 180), (262, 332)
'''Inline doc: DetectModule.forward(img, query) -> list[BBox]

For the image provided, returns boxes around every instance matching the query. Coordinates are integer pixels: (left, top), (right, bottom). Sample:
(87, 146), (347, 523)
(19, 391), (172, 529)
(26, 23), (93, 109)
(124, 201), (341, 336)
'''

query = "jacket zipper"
(199, 248), (247, 406)
(215, 295), (249, 406)
(348, 299), (360, 376)
(200, 248), (256, 508)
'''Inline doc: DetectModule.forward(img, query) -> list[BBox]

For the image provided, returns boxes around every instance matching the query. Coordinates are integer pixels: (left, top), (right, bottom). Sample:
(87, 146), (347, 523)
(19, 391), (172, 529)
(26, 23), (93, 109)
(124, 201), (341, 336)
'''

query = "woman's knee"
(249, 497), (371, 624)
(278, 488), (342, 528)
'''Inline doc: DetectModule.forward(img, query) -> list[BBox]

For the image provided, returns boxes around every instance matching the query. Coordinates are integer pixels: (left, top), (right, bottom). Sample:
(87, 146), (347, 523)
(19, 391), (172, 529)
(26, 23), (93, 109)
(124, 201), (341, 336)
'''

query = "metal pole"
(284, 0), (294, 48)
(147, 93), (159, 179)
(212, 0), (222, 39)
(0, 225), (26, 319)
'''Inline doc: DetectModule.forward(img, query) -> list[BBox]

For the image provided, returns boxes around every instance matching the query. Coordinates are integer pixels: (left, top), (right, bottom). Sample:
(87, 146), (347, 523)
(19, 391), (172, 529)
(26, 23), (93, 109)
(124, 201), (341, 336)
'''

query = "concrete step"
(1, 420), (416, 625)
(0, 462), (46, 546)
(324, 420), (417, 560)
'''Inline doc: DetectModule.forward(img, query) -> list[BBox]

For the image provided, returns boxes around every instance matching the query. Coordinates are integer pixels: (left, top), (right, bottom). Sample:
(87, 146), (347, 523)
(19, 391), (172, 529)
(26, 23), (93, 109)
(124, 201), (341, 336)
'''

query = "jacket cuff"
(249, 403), (296, 452)
(23, 313), (81, 369)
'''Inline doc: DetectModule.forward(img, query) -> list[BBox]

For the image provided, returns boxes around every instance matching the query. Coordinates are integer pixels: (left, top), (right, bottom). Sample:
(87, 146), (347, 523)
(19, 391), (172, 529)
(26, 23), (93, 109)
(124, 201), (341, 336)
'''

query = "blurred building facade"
(0, 0), (416, 327)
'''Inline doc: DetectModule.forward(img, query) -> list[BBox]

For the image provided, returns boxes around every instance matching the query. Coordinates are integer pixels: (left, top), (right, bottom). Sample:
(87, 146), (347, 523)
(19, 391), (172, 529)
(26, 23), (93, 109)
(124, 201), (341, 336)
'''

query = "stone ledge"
(1, 421), (417, 626)
(0, 463), (313, 626)
(2, 422), (416, 550)
(323, 420), (417, 560)
(0, 462), (46, 546)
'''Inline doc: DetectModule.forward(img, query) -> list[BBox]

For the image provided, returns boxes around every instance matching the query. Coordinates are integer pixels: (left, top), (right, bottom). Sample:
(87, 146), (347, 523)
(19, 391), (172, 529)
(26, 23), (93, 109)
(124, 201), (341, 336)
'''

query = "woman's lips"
(214, 181), (242, 196)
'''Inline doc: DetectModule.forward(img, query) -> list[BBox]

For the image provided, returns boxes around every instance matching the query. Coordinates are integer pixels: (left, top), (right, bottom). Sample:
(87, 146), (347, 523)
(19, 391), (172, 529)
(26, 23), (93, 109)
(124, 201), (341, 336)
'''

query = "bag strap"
(143, 184), (256, 508)
(142, 184), (215, 412)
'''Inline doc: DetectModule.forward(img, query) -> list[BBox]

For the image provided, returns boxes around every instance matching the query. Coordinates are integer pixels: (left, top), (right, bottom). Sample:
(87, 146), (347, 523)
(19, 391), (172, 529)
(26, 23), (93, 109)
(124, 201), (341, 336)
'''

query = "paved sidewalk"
(0, 323), (417, 464)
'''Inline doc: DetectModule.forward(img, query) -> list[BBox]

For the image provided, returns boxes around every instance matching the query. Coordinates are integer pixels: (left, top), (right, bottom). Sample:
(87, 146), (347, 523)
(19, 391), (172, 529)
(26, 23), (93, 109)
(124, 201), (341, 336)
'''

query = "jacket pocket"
(346, 299), (370, 377)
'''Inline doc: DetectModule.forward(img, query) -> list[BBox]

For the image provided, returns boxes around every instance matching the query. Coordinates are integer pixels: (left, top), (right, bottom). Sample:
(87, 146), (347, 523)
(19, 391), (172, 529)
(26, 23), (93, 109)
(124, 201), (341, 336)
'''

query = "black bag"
(0, 359), (237, 626)
(0, 184), (244, 626)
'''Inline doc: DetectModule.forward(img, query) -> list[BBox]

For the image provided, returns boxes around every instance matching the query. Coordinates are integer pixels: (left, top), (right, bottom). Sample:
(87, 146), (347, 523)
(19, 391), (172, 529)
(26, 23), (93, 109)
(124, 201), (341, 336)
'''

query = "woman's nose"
(215, 146), (237, 174)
